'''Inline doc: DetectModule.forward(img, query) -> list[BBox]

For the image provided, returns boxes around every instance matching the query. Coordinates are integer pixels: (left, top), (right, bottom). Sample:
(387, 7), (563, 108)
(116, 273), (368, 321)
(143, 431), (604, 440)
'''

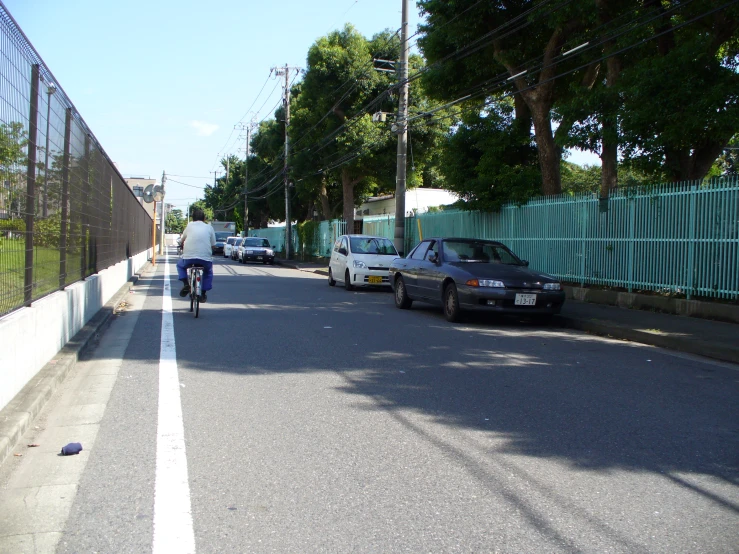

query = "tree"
(0, 121), (28, 219)
(617, 0), (739, 182)
(418, 0), (593, 197)
(189, 200), (213, 222)
(166, 209), (186, 233)
(288, 25), (399, 230)
(440, 100), (541, 210)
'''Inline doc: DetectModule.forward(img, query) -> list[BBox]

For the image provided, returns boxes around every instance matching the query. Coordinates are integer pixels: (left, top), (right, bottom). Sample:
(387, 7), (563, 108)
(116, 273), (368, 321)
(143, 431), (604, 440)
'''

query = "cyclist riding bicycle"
(177, 209), (216, 302)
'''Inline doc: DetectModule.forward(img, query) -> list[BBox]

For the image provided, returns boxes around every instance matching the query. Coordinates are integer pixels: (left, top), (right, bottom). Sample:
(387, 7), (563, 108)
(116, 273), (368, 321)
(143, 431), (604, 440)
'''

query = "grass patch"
(0, 237), (83, 314)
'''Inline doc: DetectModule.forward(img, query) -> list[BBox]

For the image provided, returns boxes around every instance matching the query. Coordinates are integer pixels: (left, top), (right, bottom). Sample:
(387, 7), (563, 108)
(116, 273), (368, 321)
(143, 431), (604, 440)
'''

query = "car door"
(332, 236), (349, 278)
(403, 240), (432, 297)
(415, 240), (442, 301)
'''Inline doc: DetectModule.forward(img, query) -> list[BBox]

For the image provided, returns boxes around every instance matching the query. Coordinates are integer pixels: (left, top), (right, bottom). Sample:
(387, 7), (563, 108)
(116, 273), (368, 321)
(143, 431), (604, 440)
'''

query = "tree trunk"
(530, 106), (562, 195)
(342, 167), (354, 231)
(600, 55), (622, 197)
(498, 21), (575, 197)
(512, 93), (531, 138)
(319, 177), (331, 220)
(600, 135), (618, 197)
(688, 143), (727, 180)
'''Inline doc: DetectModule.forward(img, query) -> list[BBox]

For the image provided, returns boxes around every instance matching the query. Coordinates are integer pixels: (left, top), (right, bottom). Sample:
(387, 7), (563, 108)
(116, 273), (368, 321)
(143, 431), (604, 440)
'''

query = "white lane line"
(153, 252), (196, 553)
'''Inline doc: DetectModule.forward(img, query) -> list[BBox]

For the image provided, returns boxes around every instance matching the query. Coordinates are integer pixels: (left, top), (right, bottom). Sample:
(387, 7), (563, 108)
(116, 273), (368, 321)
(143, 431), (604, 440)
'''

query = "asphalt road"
(3, 251), (738, 553)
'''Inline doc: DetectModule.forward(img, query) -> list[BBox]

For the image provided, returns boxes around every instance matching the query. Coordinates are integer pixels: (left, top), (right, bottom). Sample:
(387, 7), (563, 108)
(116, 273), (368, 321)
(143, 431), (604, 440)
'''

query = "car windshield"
(215, 233), (230, 242)
(245, 238), (269, 247)
(443, 240), (523, 265)
(349, 237), (398, 255)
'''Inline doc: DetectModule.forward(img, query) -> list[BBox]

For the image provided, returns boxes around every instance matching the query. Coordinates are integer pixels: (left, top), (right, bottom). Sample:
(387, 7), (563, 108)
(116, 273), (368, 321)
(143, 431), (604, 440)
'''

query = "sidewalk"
(275, 258), (739, 365)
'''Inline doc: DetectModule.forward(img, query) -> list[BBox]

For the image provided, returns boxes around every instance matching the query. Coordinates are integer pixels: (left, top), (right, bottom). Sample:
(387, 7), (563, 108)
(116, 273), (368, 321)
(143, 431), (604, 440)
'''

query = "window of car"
(333, 239), (341, 253)
(226, 237), (237, 245)
(410, 240), (432, 260)
(442, 240), (523, 265)
(349, 237), (398, 255)
(340, 237), (349, 254)
(424, 240), (439, 261)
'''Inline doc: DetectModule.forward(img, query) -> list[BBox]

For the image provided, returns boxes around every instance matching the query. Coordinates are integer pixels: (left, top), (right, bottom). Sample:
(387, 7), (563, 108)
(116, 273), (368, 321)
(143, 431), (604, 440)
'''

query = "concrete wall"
(0, 249), (150, 412)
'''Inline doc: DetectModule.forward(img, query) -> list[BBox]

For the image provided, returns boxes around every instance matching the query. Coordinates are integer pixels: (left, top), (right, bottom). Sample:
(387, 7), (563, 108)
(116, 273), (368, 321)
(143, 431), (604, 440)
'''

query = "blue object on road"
(61, 442), (83, 455)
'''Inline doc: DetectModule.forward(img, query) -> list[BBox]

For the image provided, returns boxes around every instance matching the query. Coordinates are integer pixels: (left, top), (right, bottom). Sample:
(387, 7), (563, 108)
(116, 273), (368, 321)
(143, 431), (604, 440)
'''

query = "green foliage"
(561, 161), (600, 195)
(0, 218), (24, 233)
(34, 214), (62, 247)
(189, 200), (213, 221)
(295, 220), (320, 259)
(0, 121), (27, 170)
(440, 106), (541, 211)
(166, 209), (186, 233)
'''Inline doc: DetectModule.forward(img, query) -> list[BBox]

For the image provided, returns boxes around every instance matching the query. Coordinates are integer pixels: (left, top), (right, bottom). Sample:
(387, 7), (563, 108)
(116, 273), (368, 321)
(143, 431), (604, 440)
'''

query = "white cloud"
(189, 120), (219, 136)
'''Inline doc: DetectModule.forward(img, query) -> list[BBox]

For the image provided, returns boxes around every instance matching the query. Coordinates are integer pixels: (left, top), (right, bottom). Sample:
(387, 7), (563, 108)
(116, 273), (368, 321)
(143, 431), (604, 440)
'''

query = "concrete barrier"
(0, 249), (150, 412)
(564, 286), (739, 324)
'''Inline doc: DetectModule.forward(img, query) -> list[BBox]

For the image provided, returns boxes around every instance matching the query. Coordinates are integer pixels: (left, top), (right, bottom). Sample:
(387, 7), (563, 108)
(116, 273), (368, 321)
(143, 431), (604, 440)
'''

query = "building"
(124, 177), (157, 220)
(355, 188), (458, 219)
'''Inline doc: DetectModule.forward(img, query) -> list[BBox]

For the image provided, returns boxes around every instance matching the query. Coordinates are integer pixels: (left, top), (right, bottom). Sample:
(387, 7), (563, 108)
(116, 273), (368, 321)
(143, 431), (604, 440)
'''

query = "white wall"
(0, 249), (150, 412)
(357, 188), (458, 218)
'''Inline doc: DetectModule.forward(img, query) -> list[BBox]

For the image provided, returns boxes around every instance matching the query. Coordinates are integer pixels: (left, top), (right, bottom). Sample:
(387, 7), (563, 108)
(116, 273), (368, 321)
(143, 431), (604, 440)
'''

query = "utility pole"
(236, 117), (257, 236)
(273, 64), (301, 259)
(159, 171), (166, 255)
(393, 0), (410, 256)
(209, 170), (220, 189)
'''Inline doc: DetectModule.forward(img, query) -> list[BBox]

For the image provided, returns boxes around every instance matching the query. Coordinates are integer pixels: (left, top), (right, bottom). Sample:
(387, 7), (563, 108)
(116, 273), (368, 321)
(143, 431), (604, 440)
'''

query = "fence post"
(81, 134), (90, 279)
(24, 64), (40, 306)
(59, 107), (71, 290)
(687, 182), (697, 299)
(627, 197), (635, 293)
(579, 199), (587, 287)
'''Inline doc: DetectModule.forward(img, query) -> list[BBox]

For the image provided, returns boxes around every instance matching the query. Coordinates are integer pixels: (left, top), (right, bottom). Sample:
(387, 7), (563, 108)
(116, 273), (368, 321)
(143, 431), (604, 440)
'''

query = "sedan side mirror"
(427, 252), (439, 263)
(522, 260), (529, 267)
(339, 248), (347, 256)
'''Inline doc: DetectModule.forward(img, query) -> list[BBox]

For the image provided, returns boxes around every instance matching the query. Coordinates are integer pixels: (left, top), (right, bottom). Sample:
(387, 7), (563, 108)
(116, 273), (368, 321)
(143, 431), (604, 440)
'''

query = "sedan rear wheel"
(328, 268), (336, 286)
(394, 276), (412, 309)
(344, 270), (354, 291)
(443, 283), (461, 322)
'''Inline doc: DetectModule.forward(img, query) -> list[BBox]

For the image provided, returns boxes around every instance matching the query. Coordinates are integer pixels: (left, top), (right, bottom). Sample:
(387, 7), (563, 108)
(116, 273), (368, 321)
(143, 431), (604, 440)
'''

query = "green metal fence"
(248, 220), (347, 258)
(249, 178), (739, 300)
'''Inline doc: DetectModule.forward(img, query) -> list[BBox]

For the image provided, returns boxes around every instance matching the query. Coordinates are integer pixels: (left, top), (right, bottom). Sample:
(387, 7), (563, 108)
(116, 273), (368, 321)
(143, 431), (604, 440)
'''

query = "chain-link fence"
(0, 3), (152, 318)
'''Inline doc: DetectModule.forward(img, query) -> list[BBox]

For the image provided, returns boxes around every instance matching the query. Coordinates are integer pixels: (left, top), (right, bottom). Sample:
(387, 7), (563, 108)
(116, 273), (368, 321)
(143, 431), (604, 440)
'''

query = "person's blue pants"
(177, 258), (214, 291)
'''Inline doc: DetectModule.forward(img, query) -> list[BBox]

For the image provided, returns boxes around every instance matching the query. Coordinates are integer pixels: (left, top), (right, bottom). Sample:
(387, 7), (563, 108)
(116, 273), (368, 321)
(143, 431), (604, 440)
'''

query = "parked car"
(230, 238), (244, 260)
(223, 236), (239, 258)
(328, 234), (400, 290)
(213, 232), (230, 256)
(389, 238), (565, 322)
(239, 237), (275, 264)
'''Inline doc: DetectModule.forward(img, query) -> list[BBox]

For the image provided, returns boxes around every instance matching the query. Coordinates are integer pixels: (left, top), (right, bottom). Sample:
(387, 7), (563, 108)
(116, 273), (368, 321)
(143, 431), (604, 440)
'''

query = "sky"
(5, 0), (600, 214)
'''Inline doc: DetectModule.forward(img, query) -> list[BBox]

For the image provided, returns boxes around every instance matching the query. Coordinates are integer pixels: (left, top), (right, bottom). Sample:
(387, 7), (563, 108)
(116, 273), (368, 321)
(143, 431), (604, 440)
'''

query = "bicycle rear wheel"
(194, 294), (200, 318)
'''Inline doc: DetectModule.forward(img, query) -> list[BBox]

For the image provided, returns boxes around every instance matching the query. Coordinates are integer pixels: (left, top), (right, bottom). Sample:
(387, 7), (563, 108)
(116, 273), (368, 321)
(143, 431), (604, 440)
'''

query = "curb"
(0, 264), (151, 468)
(557, 315), (739, 365)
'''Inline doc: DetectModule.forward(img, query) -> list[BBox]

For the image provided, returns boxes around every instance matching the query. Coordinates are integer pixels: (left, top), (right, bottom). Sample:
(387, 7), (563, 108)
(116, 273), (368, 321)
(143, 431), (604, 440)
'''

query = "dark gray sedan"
(389, 238), (565, 322)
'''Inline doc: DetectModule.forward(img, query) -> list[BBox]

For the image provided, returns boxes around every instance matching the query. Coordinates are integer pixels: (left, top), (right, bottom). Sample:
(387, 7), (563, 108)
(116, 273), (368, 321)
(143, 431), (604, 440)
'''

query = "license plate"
(514, 293), (537, 306)
(368, 276), (383, 284)
(246, 250), (253, 254)
(256, 256), (263, 260)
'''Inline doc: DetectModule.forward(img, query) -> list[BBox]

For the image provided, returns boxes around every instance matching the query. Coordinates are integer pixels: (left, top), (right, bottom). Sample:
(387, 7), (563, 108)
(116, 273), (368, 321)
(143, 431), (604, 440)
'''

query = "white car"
(328, 234), (400, 290)
(230, 237), (244, 260)
(223, 236), (239, 258)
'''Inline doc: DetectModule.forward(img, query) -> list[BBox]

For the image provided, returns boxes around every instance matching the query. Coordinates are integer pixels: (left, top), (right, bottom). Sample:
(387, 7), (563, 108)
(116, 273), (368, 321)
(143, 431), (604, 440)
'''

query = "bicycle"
(187, 265), (204, 318)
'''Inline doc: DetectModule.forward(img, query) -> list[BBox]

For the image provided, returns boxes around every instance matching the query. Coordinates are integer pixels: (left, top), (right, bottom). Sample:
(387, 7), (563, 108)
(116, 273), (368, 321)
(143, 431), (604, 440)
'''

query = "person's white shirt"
(180, 221), (216, 261)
